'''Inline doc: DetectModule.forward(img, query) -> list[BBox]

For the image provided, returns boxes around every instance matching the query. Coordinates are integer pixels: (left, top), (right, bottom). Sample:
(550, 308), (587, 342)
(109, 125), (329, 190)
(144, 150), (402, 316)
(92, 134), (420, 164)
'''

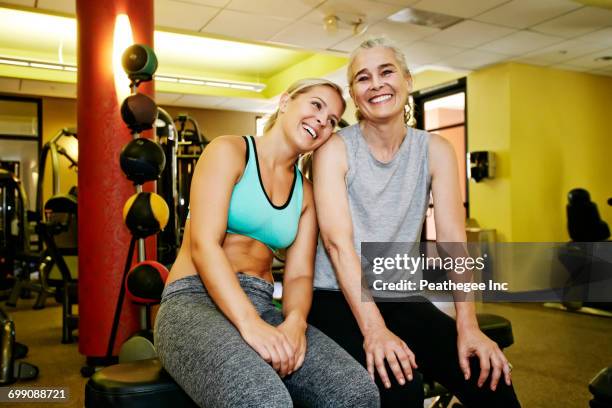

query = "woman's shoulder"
(207, 134), (247, 148)
(203, 135), (248, 158)
(426, 132), (452, 154)
(407, 126), (432, 143)
(337, 123), (360, 140)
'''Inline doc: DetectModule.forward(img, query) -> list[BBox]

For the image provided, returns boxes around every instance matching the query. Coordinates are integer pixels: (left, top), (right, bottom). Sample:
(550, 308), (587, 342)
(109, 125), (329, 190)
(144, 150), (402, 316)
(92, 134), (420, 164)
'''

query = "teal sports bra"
(188, 136), (303, 251)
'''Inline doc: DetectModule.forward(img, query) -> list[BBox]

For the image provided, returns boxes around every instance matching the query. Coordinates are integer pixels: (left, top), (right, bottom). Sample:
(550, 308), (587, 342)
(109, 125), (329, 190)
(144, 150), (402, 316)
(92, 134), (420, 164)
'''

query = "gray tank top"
(313, 123), (431, 290)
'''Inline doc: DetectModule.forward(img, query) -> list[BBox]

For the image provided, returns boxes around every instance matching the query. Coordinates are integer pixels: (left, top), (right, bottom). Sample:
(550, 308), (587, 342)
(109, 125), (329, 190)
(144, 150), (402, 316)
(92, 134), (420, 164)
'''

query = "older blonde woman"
(308, 38), (521, 408)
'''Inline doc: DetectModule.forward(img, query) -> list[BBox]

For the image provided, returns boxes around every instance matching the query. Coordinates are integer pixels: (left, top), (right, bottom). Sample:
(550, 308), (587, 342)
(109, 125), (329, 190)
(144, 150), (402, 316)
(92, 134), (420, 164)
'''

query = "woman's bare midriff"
(165, 221), (275, 286)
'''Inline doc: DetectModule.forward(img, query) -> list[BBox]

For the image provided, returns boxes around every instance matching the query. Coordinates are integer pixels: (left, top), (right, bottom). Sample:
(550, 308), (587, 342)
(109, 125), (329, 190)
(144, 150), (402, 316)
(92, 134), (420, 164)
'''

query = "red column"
(76, 0), (155, 360)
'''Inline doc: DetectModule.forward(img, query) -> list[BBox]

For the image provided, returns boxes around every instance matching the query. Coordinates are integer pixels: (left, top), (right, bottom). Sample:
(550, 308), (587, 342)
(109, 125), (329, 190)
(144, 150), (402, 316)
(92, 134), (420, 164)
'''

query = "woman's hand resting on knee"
(277, 312), (307, 374)
(239, 318), (296, 377)
(457, 326), (512, 391)
(363, 325), (418, 389)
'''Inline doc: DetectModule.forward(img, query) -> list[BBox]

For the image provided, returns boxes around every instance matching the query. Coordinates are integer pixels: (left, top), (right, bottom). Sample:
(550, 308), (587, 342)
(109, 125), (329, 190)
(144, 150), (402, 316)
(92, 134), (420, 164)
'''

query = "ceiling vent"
(387, 8), (462, 30)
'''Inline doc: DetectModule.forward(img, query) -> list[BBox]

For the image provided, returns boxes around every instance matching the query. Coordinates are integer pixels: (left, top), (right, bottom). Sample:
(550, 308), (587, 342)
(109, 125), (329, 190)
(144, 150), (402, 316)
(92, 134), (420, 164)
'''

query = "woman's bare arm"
(189, 136), (294, 376)
(313, 134), (417, 388)
(429, 133), (511, 389)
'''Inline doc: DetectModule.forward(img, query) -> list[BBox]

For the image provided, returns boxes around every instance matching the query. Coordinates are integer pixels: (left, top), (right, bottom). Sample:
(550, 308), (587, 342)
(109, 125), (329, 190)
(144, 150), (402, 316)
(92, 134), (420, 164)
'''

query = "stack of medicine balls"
(119, 44), (170, 305)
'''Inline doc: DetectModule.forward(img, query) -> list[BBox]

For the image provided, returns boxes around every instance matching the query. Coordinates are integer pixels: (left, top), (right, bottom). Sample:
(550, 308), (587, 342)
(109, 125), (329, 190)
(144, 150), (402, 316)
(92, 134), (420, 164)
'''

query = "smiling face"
(279, 85), (345, 152)
(349, 46), (412, 123)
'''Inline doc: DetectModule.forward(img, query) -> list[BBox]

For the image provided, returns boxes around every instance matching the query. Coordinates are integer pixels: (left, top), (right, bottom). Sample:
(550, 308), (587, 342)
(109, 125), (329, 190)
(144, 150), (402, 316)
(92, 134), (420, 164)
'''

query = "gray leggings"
(154, 274), (379, 408)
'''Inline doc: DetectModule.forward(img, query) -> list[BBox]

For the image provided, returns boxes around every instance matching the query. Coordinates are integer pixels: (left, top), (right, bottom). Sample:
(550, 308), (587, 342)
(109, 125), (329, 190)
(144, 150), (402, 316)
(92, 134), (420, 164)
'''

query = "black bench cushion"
(85, 358), (197, 408)
(477, 313), (514, 349)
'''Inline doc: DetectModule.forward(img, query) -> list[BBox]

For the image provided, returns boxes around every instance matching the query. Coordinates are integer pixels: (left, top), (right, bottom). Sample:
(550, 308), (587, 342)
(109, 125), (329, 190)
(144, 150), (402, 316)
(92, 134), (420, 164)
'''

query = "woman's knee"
(378, 372), (424, 408)
(329, 368), (380, 408)
(223, 383), (293, 408)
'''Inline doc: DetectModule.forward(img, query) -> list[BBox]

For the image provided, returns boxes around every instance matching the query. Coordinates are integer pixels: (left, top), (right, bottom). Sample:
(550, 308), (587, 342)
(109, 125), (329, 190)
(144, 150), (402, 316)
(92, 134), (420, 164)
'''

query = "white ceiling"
(0, 0), (611, 112)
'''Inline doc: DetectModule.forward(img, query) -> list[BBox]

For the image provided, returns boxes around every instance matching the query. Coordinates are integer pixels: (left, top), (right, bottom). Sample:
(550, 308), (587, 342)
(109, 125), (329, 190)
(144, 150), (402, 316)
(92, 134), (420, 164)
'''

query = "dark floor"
(3, 297), (611, 408)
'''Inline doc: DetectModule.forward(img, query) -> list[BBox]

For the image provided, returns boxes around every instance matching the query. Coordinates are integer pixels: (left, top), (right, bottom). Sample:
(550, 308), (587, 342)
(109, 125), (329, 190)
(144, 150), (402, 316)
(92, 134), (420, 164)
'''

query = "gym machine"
(35, 128), (78, 215)
(545, 188), (612, 317)
(0, 308), (38, 385)
(0, 169), (33, 296)
(5, 128), (80, 343)
(156, 111), (207, 266)
(589, 366), (612, 408)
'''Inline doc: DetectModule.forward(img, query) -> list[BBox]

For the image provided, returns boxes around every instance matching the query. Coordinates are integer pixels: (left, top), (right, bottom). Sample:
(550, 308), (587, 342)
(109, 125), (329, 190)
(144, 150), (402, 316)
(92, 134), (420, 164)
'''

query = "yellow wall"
(509, 63), (612, 241)
(413, 69), (468, 93)
(468, 63), (612, 241)
(467, 64), (513, 242)
(160, 106), (260, 141)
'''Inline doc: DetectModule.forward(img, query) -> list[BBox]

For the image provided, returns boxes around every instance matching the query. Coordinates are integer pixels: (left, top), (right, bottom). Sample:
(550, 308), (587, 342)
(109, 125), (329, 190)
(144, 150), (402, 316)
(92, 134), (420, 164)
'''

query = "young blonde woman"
(155, 78), (380, 408)
(308, 38), (521, 407)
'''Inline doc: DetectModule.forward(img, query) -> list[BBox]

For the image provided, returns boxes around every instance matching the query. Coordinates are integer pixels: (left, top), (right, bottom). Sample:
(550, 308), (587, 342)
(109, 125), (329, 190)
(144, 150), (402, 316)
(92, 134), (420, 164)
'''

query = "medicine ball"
(121, 44), (158, 82)
(120, 93), (157, 133)
(123, 192), (169, 238)
(120, 138), (166, 184)
(125, 260), (169, 304)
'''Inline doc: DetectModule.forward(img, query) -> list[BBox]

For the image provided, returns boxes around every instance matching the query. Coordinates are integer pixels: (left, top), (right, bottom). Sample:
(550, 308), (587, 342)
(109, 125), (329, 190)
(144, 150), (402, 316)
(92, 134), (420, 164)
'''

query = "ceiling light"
(0, 56), (266, 92)
(323, 13), (368, 37)
(0, 56), (75, 70)
(229, 84), (255, 90)
(161, 75), (265, 92)
(0, 58), (28, 66)
(155, 75), (178, 83)
(352, 18), (368, 36)
(204, 81), (230, 88)
(30, 62), (64, 70)
(387, 8), (462, 30)
(178, 78), (206, 85)
(323, 15), (338, 33)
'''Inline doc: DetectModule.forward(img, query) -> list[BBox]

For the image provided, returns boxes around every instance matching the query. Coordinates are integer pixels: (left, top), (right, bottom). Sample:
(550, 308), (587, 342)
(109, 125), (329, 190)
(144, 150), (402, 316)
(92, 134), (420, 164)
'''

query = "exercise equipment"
(0, 169), (31, 291)
(7, 127), (78, 311)
(121, 93), (158, 133)
(0, 308), (38, 385)
(174, 114), (207, 233)
(545, 188), (612, 317)
(126, 261), (168, 304)
(84, 359), (198, 408)
(82, 44), (167, 377)
(156, 110), (207, 265)
(589, 367), (612, 408)
(41, 194), (79, 343)
(119, 260), (169, 363)
(84, 312), (513, 408)
(123, 192), (169, 239)
(35, 127), (78, 214)
(423, 314), (514, 407)
(567, 189), (610, 241)
(121, 44), (158, 83)
(120, 138), (166, 185)
(155, 108), (180, 266)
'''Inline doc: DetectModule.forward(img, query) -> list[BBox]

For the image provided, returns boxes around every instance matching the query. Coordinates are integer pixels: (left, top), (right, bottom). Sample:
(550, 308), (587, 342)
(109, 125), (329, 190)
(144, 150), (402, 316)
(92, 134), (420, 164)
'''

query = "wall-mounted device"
(467, 151), (495, 182)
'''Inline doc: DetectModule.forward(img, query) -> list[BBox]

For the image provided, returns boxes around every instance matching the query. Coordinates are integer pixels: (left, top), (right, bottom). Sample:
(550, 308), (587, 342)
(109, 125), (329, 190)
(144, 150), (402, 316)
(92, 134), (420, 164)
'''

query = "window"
(413, 78), (467, 241)
(0, 96), (42, 211)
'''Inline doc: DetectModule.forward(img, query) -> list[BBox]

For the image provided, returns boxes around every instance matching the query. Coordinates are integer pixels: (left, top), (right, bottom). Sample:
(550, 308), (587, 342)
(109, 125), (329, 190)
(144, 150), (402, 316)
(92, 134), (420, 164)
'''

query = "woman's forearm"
(324, 238), (387, 335)
(281, 275), (312, 324)
(455, 301), (479, 331)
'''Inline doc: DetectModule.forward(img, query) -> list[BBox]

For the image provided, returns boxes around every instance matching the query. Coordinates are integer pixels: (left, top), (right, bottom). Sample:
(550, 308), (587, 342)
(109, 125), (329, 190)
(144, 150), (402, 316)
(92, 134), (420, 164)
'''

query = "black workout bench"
(85, 313), (514, 408)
